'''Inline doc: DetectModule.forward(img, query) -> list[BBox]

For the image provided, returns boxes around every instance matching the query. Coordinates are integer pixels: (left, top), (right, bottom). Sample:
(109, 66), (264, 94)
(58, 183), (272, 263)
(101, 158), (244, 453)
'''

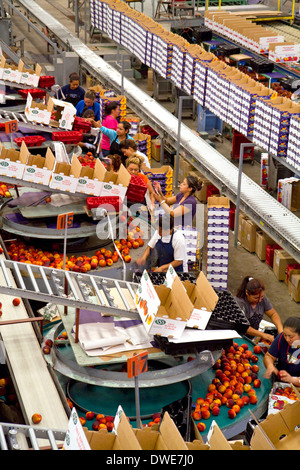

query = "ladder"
(0, 422), (66, 450)
(0, 259), (139, 320)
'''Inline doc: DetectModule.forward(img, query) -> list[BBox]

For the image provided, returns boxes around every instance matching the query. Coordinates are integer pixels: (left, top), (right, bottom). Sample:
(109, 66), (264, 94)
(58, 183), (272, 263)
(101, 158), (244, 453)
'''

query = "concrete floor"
(4, 0), (300, 324)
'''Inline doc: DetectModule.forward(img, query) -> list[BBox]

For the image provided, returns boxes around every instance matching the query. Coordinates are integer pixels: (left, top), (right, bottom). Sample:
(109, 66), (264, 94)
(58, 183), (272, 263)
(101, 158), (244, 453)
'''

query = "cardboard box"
(289, 273), (300, 302)
(255, 231), (275, 261)
(23, 148), (55, 186)
(20, 63), (42, 87)
(269, 42), (299, 63)
(0, 56), (24, 83)
(151, 138), (161, 162)
(273, 250), (296, 281)
(134, 412), (188, 450)
(25, 92), (52, 125)
(147, 68), (153, 91)
(99, 163), (131, 202)
(49, 154), (82, 193)
(76, 158), (107, 196)
(48, 97), (76, 130)
(250, 401), (300, 450)
(182, 271), (219, 330)
(84, 406), (141, 450)
(0, 141), (29, 179)
(268, 382), (300, 415)
(135, 269), (194, 339)
(241, 217), (257, 253)
(238, 212), (246, 243)
(191, 419), (250, 450)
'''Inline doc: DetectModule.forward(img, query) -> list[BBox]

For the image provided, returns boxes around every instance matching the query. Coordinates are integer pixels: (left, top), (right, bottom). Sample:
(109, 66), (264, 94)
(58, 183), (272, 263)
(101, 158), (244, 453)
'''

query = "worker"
(101, 102), (120, 157)
(136, 214), (187, 272)
(76, 90), (101, 122)
(264, 317), (300, 386)
(77, 109), (98, 154)
(125, 155), (155, 205)
(97, 121), (134, 160)
(235, 276), (283, 342)
(103, 154), (122, 173)
(153, 175), (202, 227)
(119, 139), (150, 169)
(57, 72), (85, 106)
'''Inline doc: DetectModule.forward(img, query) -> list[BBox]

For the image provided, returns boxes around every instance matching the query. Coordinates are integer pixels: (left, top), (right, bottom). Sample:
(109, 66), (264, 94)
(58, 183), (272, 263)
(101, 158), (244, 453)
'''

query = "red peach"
(253, 379), (261, 389)
(197, 422), (206, 432)
(212, 406), (220, 416)
(32, 413), (42, 424)
(253, 345), (261, 354)
(201, 408), (210, 419)
(228, 409), (236, 419)
(249, 395), (258, 405)
(86, 411), (95, 420)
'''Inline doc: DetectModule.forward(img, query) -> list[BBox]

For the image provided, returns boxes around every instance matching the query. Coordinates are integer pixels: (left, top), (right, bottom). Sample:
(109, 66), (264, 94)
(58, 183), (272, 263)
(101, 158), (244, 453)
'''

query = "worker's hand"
(262, 333), (276, 343)
(278, 370), (293, 384)
(153, 192), (163, 202)
(152, 266), (164, 272)
(136, 257), (146, 266)
(264, 365), (278, 379)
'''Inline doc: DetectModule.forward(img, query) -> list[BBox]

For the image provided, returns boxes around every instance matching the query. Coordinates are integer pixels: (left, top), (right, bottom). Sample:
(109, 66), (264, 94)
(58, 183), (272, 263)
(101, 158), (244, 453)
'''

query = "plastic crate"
(265, 244), (282, 268)
(38, 75), (55, 88)
(14, 135), (46, 147)
(126, 175), (147, 202)
(154, 334), (232, 356)
(17, 88), (46, 99)
(206, 289), (250, 335)
(86, 196), (122, 212)
(73, 116), (92, 133)
(161, 396), (192, 442)
(52, 131), (83, 144)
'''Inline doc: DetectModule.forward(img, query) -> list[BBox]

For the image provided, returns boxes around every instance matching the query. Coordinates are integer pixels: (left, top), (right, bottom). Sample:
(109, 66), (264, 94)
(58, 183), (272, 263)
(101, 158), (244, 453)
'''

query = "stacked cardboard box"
(143, 165), (173, 198)
(286, 115), (300, 172)
(255, 231), (275, 261)
(261, 153), (268, 187)
(273, 249), (296, 281)
(99, 95), (126, 121)
(133, 133), (151, 163)
(277, 177), (300, 212)
(241, 217), (258, 253)
(206, 196), (230, 290)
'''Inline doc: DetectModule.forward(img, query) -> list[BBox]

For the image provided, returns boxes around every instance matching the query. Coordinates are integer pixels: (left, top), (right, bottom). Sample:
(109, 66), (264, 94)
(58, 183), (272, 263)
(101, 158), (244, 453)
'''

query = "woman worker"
(119, 139), (150, 169)
(235, 276), (283, 343)
(101, 102), (120, 157)
(136, 214), (187, 273)
(264, 317), (300, 386)
(98, 120), (134, 161)
(57, 72), (85, 106)
(153, 175), (202, 227)
(125, 155), (155, 205)
(76, 90), (101, 122)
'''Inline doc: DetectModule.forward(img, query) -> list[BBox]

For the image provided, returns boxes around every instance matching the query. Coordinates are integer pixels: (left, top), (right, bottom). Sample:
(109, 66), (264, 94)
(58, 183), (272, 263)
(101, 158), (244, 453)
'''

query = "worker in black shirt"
(57, 72), (85, 107)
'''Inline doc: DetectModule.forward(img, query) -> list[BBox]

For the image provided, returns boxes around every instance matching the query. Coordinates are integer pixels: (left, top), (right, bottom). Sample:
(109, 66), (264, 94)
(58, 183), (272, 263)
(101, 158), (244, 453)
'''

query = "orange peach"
(249, 395), (258, 405)
(197, 422), (206, 432)
(201, 408), (210, 420)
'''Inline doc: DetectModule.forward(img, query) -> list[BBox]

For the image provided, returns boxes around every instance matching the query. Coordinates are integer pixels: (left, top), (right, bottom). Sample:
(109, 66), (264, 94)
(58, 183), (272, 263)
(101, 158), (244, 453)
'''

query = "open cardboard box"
(0, 141), (29, 178)
(134, 412), (188, 450)
(48, 97), (76, 130)
(250, 401), (300, 450)
(76, 158), (107, 196)
(0, 56), (24, 83)
(191, 419), (250, 450)
(84, 406), (142, 450)
(99, 163), (131, 202)
(23, 147), (55, 186)
(135, 269), (194, 339)
(25, 92), (52, 125)
(269, 42), (299, 63)
(20, 63), (42, 87)
(49, 154), (82, 193)
(181, 271), (218, 330)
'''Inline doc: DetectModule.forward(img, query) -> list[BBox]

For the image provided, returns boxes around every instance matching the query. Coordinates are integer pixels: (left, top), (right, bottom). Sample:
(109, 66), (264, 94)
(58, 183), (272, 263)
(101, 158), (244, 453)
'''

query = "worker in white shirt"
(136, 214), (187, 273)
(119, 139), (151, 169)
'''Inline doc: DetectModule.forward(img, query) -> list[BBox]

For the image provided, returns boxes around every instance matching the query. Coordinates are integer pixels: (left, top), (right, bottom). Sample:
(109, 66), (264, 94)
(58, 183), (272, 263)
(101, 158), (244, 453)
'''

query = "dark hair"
(85, 90), (96, 101)
(236, 276), (265, 299)
(110, 154), (122, 172)
(119, 139), (137, 151)
(119, 121), (131, 134)
(186, 175), (202, 195)
(158, 214), (174, 233)
(104, 101), (120, 116)
(283, 317), (300, 335)
(69, 72), (80, 82)
(82, 109), (95, 119)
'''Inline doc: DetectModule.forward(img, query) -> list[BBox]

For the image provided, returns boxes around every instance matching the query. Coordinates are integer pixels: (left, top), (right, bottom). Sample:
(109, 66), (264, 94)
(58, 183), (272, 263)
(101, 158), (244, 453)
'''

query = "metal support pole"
(160, 137), (164, 166)
(121, 55), (125, 96)
(134, 375), (142, 429)
(234, 143), (255, 248)
(174, 95), (190, 189)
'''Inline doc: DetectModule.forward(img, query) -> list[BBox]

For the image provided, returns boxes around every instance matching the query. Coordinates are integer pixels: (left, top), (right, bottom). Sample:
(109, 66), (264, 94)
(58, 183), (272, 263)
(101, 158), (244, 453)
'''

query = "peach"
(253, 379), (261, 389)
(242, 396), (250, 405)
(32, 413), (42, 424)
(92, 421), (100, 431)
(42, 346), (51, 354)
(253, 345), (261, 354)
(249, 395), (258, 405)
(252, 365), (260, 374)
(192, 411), (201, 421)
(243, 383), (252, 393)
(218, 384), (227, 394)
(99, 423), (107, 430)
(241, 343), (249, 351)
(86, 411), (95, 420)
(228, 409), (236, 419)
(106, 421), (114, 432)
(207, 384), (216, 393)
(226, 398), (235, 408)
(201, 409), (210, 419)
(12, 298), (20, 306)
(251, 355), (259, 363)
(197, 422), (206, 432)
(212, 406), (220, 416)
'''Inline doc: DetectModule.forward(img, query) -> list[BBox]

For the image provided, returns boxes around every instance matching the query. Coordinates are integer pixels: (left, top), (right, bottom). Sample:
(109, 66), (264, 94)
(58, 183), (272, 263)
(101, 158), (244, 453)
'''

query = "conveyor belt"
(2, 0), (300, 262)
(0, 109), (56, 133)
(0, 258), (139, 319)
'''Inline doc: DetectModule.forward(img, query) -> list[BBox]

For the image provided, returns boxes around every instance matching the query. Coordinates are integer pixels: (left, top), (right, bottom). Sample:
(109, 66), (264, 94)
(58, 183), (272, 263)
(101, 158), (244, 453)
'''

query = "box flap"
(159, 412), (188, 450)
(113, 406), (142, 450)
(44, 147), (55, 171)
(207, 420), (233, 450)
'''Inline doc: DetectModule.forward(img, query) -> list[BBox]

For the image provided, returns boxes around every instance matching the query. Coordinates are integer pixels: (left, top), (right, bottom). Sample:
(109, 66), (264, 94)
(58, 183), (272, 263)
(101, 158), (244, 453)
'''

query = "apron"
(110, 135), (123, 159)
(155, 231), (183, 272)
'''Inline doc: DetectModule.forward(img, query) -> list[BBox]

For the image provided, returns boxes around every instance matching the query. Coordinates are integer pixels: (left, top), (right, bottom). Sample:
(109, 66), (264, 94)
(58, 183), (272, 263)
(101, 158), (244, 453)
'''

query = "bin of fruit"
(73, 116), (92, 133)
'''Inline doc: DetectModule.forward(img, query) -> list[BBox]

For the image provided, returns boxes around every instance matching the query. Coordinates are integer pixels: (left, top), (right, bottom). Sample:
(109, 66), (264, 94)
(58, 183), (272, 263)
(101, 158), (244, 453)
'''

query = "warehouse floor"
(4, 0), (300, 324)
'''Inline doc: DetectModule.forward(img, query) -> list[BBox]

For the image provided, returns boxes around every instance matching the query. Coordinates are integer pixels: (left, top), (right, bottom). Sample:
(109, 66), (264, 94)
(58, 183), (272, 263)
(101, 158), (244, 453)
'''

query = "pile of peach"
(0, 182), (12, 198)
(193, 342), (262, 432)
(5, 218), (144, 271)
(272, 385), (298, 401)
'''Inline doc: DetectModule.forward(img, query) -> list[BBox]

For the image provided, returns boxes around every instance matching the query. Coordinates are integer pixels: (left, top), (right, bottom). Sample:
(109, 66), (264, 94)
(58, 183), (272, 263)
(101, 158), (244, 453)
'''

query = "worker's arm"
(265, 307), (283, 334)
(153, 260), (183, 272)
(136, 246), (151, 267)
(245, 326), (276, 343)
(264, 351), (279, 379)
